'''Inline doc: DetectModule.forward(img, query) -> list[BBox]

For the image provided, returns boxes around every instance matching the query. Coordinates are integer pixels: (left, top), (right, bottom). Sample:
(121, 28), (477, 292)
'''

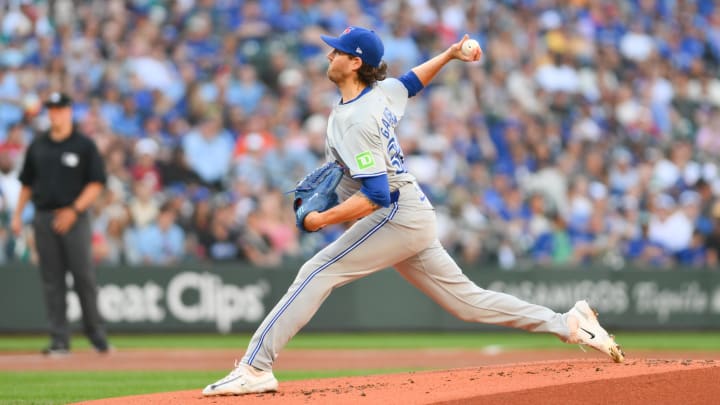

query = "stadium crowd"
(1, 0), (720, 270)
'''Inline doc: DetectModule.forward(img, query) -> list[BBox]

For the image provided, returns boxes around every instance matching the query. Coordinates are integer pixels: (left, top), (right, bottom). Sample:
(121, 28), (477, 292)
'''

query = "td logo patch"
(355, 151), (375, 169)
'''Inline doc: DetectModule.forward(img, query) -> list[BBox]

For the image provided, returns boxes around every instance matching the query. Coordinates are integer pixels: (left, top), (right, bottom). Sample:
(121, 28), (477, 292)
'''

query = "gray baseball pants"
(242, 183), (570, 371)
(32, 210), (107, 348)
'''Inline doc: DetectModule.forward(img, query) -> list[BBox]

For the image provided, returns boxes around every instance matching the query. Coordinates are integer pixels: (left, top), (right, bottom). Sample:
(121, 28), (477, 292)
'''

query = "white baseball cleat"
(566, 300), (625, 363)
(202, 361), (278, 396)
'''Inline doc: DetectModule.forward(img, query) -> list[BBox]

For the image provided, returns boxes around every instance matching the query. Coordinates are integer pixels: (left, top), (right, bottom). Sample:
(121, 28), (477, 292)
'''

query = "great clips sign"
(67, 272), (271, 333)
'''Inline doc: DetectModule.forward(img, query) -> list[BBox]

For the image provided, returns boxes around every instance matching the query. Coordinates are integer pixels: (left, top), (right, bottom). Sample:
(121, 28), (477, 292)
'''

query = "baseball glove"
(292, 161), (345, 232)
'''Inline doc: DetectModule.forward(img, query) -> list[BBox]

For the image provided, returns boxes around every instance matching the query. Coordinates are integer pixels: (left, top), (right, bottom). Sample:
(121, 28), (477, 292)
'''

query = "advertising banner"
(1, 263), (719, 332)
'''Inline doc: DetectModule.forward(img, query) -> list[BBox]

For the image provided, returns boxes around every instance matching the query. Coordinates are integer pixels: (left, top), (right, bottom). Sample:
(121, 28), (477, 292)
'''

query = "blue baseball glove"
(292, 161), (345, 232)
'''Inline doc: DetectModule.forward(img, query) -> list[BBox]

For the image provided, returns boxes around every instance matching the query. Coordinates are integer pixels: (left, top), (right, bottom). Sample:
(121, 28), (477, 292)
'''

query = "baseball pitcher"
(203, 26), (624, 396)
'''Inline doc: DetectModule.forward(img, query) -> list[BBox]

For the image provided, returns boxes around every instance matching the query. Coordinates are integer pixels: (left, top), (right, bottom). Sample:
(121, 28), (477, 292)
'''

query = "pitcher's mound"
(75, 359), (718, 405)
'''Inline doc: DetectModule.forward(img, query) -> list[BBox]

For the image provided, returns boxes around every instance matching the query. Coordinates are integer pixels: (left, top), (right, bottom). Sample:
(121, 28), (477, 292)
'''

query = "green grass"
(0, 371), (217, 405)
(0, 369), (409, 405)
(2, 331), (720, 352)
(0, 332), (719, 404)
(613, 331), (720, 351)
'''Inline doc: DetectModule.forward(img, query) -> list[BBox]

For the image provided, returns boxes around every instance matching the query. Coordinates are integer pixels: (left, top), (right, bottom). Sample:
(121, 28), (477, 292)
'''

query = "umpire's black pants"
(32, 210), (107, 348)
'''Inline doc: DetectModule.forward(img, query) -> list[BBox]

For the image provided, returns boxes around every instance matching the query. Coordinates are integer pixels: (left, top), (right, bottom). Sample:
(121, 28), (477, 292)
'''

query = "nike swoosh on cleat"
(580, 327), (596, 339)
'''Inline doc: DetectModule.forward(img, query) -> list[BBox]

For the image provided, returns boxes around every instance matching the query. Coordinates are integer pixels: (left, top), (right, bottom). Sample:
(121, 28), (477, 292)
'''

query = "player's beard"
(327, 62), (356, 85)
(326, 68), (341, 84)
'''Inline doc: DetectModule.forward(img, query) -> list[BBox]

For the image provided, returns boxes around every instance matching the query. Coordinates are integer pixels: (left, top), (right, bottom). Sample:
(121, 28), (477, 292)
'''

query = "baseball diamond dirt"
(2, 348), (718, 404)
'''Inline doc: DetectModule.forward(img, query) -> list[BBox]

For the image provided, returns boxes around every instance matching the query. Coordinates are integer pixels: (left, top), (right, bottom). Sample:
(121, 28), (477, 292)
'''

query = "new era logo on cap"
(321, 26), (384, 68)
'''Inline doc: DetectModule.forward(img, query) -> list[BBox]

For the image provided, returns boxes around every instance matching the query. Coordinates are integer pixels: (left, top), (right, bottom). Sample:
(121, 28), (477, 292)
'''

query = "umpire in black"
(11, 92), (110, 355)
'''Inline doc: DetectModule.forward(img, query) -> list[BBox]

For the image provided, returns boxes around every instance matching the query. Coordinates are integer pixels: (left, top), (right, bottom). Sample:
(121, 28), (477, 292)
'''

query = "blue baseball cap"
(321, 26), (384, 68)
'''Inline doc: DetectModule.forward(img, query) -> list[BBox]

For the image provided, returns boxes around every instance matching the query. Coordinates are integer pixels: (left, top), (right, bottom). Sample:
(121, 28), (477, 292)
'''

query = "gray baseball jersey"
(241, 78), (570, 371)
(325, 78), (417, 201)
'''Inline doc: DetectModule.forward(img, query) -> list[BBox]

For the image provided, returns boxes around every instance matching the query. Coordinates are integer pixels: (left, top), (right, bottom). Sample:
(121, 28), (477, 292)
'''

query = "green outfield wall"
(1, 263), (719, 332)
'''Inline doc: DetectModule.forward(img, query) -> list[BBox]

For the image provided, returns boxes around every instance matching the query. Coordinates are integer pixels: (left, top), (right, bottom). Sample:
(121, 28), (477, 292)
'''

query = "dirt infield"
(2, 349), (719, 404)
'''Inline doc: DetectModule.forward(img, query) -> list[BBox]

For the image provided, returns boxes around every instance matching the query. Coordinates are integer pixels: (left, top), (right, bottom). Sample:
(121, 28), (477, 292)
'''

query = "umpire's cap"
(44, 92), (73, 108)
(321, 26), (384, 68)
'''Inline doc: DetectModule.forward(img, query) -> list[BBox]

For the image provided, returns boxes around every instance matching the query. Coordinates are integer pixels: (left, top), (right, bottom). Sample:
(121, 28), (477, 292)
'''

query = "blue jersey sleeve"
(360, 173), (391, 207)
(398, 71), (424, 98)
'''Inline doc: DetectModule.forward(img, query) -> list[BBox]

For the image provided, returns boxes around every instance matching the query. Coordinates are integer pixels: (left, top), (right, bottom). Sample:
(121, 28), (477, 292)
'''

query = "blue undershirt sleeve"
(398, 70), (424, 98)
(360, 174), (391, 207)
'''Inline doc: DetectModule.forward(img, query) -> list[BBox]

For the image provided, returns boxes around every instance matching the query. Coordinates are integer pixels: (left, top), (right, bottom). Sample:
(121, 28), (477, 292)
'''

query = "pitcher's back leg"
(394, 239), (570, 338)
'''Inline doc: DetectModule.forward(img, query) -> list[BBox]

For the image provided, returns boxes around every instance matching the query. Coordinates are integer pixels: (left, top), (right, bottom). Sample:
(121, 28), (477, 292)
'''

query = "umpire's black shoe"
(42, 344), (70, 357)
(92, 341), (113, 354)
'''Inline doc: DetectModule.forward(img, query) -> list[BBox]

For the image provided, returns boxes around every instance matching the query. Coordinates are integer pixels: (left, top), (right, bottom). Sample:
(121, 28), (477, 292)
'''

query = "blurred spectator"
(0, 68), (24, 135)
(0, 123), (29, 167)
(696, 107), (720, 157)
(573, 211), (610, 265)
(111, 95), (142, 138)
(608, 148), (639, 196)
(93, 203), (131, 265)
(188, 188), (214, 258)
(204, 203), (242, 261)
(0, 150), (21, 217)
(694, 179), (716, 235)
(182, 113), (233, 189)
(532, 212), (573, 265)
(705, 202), (720, 268)
(0, 150), (20, 263)
(623, 220), (673, 269)
(128, 179), (159, 228)
(676, 230), (707, 267)
(135, 203), (185, 265)
(652, 141), (700, 192)
(619, 22), (655, 63)
(382, 22), (422, 73)
(158, 146), (203, 188)
(130, 138), (162, 191)
(225, 64), (266, 114)
(252, 190), (300, 258)
(263, 123), (319, 192)
(239, 211), (282, 268)
(233, 116), (277, 192)
(648, 194), (693, 254)
(527, 193), (551, 240)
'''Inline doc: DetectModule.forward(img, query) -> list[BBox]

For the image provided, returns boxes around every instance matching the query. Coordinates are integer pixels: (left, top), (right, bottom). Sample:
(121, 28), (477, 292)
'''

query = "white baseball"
(461, 39), (480, 57)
